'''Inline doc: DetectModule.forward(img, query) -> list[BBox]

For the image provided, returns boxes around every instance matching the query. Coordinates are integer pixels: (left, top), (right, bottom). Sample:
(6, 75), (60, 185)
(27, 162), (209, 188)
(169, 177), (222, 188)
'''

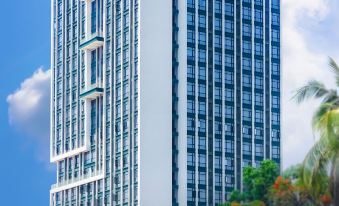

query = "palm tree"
(293, 58), (339, 204)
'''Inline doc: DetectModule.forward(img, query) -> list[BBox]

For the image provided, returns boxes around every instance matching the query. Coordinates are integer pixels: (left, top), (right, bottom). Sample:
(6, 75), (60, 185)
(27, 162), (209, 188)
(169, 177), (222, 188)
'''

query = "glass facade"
(173, 0), (281, 205)
(51, 0), (280, 205)
(51, 0), (139, 205)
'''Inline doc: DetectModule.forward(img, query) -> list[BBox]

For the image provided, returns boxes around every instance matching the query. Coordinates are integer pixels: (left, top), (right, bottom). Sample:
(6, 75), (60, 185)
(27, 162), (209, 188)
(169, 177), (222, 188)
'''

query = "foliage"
(268, 176), (314, 206)
(283, 164), (302, 181)
(243, 160), (279, 203)
(293, 57), (339, 204)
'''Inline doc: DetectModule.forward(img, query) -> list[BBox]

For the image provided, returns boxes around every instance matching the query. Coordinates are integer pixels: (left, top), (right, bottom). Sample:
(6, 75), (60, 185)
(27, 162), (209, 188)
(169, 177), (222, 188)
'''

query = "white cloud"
(7, 68), (51, 163)
(282, 0), (339, 169)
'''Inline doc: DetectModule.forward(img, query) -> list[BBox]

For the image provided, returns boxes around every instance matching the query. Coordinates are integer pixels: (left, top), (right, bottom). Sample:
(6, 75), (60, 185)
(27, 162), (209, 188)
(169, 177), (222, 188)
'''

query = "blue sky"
(1, 0), (339, 205)
(0, 0), (53, 205)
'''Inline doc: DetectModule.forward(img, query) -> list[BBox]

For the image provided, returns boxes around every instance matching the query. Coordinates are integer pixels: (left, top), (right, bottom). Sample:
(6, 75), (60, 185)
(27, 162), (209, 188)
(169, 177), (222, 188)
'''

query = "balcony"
(51, 145), (88, 163)
(80, 83), (104, 99)
(51, 170), (104, 193)
(80, 32), (104, 51)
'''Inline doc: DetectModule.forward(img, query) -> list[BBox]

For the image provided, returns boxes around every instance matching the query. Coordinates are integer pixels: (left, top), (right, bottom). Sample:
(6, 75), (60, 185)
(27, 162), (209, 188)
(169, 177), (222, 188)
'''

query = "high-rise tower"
(50, 0), (280, 205)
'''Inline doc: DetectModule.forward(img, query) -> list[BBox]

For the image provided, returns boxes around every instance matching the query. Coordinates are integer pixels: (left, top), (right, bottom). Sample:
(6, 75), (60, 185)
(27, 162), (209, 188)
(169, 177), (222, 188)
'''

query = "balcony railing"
(80, 83), (104, 99)
(51, 170), (104, 192)
(79, 32), (104, 51)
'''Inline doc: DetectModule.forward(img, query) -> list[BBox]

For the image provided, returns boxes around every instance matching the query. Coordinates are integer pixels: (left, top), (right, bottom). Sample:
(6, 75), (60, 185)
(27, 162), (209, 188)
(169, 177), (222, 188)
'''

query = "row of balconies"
(51, 0), (105, 192)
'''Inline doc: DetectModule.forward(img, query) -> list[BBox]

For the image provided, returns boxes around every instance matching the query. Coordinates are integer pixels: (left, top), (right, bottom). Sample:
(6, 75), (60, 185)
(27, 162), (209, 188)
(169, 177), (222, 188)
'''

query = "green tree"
(293, 57), (339, 204)
(283, 164), (302, 181)
(243, 160), (279, 203)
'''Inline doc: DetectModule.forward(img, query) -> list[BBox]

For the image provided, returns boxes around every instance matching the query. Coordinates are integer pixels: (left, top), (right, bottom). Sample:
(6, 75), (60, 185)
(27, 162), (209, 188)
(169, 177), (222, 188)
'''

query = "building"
(50, 0), (280, 205)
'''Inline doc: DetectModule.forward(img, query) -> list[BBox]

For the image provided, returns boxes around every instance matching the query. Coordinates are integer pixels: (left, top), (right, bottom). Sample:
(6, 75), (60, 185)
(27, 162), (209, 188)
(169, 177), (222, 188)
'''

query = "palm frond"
(293, 80), (330, 104)
(328, 57), (339, 87)
(312, 103), (334, 133)
(302, 138), (331, 197)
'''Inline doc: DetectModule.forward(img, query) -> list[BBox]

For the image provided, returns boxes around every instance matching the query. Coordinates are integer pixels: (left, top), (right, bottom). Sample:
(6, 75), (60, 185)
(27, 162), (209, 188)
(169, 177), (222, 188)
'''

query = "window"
(272, 0), (280, 9)
(242, 108), (252, 122)
(225, 89), (234, 102)
(243, 41), (252, 54)
(188, 47), (195, 61)
(187, 188), (195, 201)
(243, 142), (252, 156)
(215, 173), (222, 186)
(215, 0), (222, 13)
(215, 69), (222, 83)
(187, 30), (195, 44)
(225, 20), (234, 33)
(199, 136), (206, 149)
(272, 62), (280, 75)
(255, 144), (264, 157)
(272, 95), (280, 109)
(255, 59), (263, 73)
(225, 106), (234, 119)
(215, 52), (222, 65)
(198, 15), (206, 28)
(243, 23), (251, 37)
(188, 170), (195, 184)
(188, 100), (195, 113)
(272, 79), (280, 92)
(255, 93), (263, 106)
(215, 156), (222, 169)
(243, 92), (252, 105)
(272, 13), (280, 26)
(255, 26), (263, 39)
(215, 34), (222, 48)
(272, 146), (280, 158)
(272, 129), (280, 141)
(243, 75), (252, 88)
(187, 12), (195, 26)
(272, 46), (280, 59)
(255, 110), (263, 123)
(215, 121), (222, 134)
(255, 76), (263, 90)
(225, 124), (234, 136)
(255, 9), (263, 22)
(199, 101), (206, 115)
(215, 138), (222, 152)
(243, 58), (251, 71)
(215, 86), (222, 100)
(225, 71), (234, 85)
(225, 37), (234, 50)
(198, 49), (206, 62)
(188, 0), (195, 8)
(272, 29), (280, 42)
(188, 135), (195, 149)
(255, 127), (264, 140)
(255, 42), (263, 56)
(188, 152), (195, 166)
(242, 7), (251, 20)
(225, 54), (234, 67)
(225, 3), (234, 16)
(198, 119), (206, 132)
(272, 113), (280, 125)
(199, 154), (206, 167)
(199, 66), (206, 80)
(199, 32), (206, 45)
(215, 104), (222, 117)
(188, 82), (195, 96)
(199, 172), (206, 185)
(198, 84), (206, 97)
(187, 117), (195, 131)
(188, 65), (195, 78)
(226, 140), (234, 153)
(199, 0), (206, 10)
(215, 17), (222, 30)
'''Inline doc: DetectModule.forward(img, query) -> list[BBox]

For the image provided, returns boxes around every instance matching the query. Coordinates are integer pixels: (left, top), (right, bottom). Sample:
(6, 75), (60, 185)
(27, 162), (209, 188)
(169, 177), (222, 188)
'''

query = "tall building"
(50, 0), (280, 205)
